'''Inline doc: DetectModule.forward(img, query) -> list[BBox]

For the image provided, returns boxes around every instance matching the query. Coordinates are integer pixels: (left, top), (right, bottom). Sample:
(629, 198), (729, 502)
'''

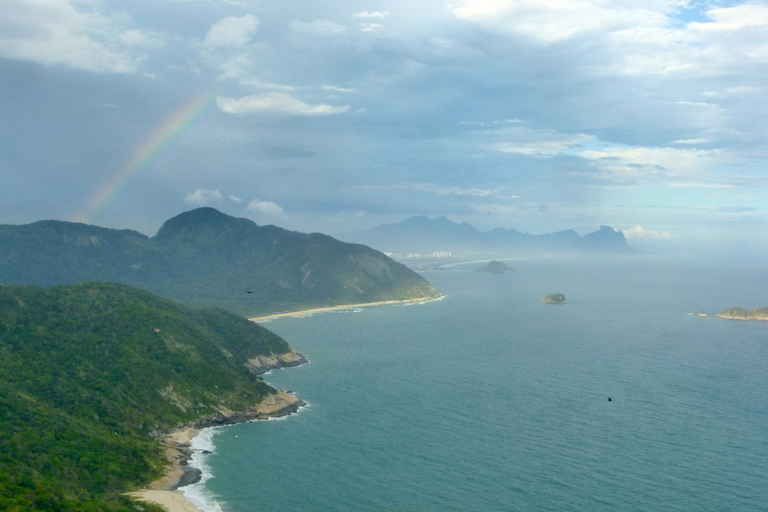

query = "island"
(716, 306), (768, 321)
(475, 260), (516, 274)
(541, 293), (566, 304)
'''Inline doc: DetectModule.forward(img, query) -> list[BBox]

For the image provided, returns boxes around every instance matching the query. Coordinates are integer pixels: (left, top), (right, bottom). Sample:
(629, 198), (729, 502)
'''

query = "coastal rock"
(245, 349), (309, 375)
(150, 390), (308, 493)
(541, 293), (565, 304)
(716, 306), (768, 321)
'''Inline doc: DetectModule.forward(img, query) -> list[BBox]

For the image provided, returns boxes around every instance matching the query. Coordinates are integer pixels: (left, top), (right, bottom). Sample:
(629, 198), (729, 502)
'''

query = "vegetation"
(541, 293), (566, 304)
(0, 208), (439, 316)
(0, 282), (294, 511)
(717, 306), (768, 321)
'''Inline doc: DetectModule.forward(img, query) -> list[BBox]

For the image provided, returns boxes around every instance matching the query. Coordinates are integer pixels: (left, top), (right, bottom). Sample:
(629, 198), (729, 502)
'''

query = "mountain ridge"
(0, 208), (439, 316)
(345, 216), (636, 255)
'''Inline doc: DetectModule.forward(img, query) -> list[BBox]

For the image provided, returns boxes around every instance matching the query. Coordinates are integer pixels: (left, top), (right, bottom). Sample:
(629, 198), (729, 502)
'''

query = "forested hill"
(0, 282), (301, 511)
(0, 208), (439, 316)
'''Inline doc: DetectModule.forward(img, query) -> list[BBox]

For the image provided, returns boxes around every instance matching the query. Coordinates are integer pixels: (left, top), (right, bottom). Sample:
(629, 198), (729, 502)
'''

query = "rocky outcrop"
(153, 391), (307, 491)
(245, 349), (308, 375)
(716, 307), (768, 321)
(541, 293), (565, 304)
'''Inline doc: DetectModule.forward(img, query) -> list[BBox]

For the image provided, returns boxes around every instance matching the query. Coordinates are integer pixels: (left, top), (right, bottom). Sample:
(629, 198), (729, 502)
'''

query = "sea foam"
(181, 427), (225, 512)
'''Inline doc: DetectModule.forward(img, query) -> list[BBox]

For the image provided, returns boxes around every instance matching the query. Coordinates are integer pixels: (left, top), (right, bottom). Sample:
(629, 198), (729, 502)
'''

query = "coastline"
(128, 391), (306, 512)
(249, 296), (443, 323)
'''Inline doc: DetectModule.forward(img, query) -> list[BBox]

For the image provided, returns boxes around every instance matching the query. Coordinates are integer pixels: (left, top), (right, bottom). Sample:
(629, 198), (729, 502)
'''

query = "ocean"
(183, 256), (768, 512)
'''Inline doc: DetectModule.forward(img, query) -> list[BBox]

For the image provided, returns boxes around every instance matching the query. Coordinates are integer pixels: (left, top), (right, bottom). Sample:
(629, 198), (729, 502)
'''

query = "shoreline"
(248, 295), (443, 323)
(128, 390), (307, 512)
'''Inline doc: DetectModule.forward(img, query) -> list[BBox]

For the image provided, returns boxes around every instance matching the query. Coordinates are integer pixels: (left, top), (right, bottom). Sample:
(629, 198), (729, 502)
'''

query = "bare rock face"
(245, 349), (309, 375)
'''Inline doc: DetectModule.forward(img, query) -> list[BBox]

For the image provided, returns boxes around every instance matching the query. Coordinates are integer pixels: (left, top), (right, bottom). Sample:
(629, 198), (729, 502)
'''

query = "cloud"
(216, 93), (350, 115)
(185, 189), (225, 205)
(204, 14), (259, 48)
(579, 146), (721, 177)
(352, 11), (390, 20)
(247, 199), (284, 217)
(288, 19), (346, 37)
(322, 85), (356, 93)
(408, 183), (498, 197)
(0, 0), (142, 73)
(495, 134), (594, 156)
(623, 225), (673, 239)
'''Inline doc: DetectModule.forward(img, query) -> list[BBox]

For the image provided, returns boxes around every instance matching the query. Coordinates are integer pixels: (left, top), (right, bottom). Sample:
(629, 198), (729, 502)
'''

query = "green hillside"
(0, 208), (439, 316)
(0, 282), (299, 511)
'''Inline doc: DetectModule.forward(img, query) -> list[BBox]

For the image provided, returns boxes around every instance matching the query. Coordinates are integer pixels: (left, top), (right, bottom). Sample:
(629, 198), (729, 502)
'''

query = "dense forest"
(0, 282), (297, 511)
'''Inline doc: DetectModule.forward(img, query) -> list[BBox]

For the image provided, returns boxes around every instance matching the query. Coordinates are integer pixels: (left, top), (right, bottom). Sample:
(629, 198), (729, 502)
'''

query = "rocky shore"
(245, 349), (309, 375)
(129, 389), (306, 511)
(716, 306), (768, 321)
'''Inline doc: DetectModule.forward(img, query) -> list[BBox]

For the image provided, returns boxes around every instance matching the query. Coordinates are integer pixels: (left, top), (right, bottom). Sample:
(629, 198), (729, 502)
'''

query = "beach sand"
(128, 427), (204, 512)
(128, 490), (205, 512)
(128, 392), (307, 512)
(249, 296), (441, 323)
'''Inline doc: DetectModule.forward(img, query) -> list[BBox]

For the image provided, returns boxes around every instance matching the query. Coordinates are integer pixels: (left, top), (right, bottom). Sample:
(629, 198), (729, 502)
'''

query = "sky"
(1, 0), (767, 254)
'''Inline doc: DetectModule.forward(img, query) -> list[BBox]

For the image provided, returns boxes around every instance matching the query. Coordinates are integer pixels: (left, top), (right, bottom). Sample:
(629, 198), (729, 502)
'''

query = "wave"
(181, 427), (225, 512)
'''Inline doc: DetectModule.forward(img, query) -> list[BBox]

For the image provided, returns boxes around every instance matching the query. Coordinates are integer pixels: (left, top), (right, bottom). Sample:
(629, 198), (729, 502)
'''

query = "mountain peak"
(154, 208), (255, 241)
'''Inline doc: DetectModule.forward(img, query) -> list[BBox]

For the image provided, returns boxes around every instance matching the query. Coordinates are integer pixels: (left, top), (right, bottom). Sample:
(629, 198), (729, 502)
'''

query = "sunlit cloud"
(204, 15), (259, 48)
(185, 189), (225, 205)
(623, 225), (673, 239)
(216, 93), (350, 115)
(0, 0), (143, 73)
(247, 199), (284, 217)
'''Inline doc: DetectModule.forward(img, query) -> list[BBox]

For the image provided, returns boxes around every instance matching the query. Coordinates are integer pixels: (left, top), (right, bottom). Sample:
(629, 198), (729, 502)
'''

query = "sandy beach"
(128, 427), (205, 512)
(128, 391), (306, 512)
(128, 489), (205, 512)
(249, 296), (442, 323)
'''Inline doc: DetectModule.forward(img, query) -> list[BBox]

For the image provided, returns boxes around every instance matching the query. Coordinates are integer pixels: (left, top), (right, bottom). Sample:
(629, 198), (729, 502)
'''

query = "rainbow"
(73, 91), (217, 225)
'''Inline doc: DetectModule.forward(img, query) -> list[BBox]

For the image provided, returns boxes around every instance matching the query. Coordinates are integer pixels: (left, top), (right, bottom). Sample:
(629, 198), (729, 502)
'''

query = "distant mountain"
(475, 260), (516, 274)
(0, 281), (303, 511)
(0, 208), (439, 315)
(345, 216), (636, 256)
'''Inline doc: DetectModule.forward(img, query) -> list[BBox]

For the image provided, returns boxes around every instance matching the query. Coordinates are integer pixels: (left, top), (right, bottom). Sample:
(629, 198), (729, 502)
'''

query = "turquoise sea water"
(184, 256), (768, 512)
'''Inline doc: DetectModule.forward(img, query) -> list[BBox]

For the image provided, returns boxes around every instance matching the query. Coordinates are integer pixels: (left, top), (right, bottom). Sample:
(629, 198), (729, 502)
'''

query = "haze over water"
(187, 256), (768, 512)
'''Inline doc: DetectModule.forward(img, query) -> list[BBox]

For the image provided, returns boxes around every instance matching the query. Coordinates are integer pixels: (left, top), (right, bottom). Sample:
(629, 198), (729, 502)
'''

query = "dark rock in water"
(175, 466), (202, 489)
(475, 260), (515, 274)
(608, 397), (612, 402)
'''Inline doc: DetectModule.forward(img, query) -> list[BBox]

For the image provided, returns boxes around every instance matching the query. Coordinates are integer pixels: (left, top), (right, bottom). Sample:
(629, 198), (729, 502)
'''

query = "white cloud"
(0, 0), (142, 73)
(579, 146), (720, 175)
(229, 195), (243, 203)
(216, 93), (349, 115)
(288, 19), (346, 37)
(185, 189), (225, 205)
(247, 199), (284, 217)
(670, 138), (711, 145)
(692, 4), (768, 32)
(623, 225), (673, 239)
(409, 183), (498, 197)
(322, 85), (356, 93)
(495, 134), (594, 156)
(204, 14), (259, 48)
(449, 0), (666, 44)
(352, 11), (390, 20)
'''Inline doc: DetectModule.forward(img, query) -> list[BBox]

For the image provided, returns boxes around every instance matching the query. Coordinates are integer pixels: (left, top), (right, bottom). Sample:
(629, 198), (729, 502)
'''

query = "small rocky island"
(541, 293), (565, 304)
(716, 306), (768, 321)
(475, 260), (516, 274)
